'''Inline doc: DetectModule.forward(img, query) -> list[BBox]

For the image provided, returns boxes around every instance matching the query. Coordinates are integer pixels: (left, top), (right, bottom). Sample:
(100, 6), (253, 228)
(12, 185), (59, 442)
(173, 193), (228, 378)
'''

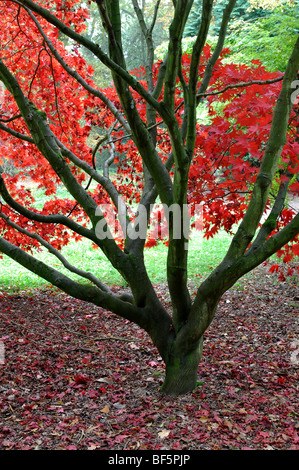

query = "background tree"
(81, 0), (173, 87)
(183, 0), (298, 72)
(0, 0), (298, 396)
(183, 0), (269, 39)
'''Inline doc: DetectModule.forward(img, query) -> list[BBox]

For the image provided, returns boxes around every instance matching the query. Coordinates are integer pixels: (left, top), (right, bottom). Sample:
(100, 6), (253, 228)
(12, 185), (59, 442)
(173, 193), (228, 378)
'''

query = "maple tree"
(0, 0), (298, 396)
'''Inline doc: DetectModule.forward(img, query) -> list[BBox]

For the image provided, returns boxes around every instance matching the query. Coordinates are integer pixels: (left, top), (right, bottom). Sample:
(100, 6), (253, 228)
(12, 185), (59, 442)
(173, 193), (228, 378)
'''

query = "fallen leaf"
(199, 417), (209, 423)
(158, 429), (170, 439)
(100, 405), (110, 414)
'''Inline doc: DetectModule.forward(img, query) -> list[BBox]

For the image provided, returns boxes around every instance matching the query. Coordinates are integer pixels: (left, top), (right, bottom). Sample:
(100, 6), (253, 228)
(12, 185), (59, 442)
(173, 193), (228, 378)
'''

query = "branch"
(186, 0), (213, 156)
(0, 113), (22, 123)
(198, 75), (284, 98)
(247, 176), (291, 251)
(55, 138), (119, 204)
(246, 212), (299, 267)
(163, 0), (193, 109)
(0, 235), (145, 325)
(0, 57), (130, 269)
(55, 137), (130, 235)
(152, 54), (168, 100)
(103, 121), (117, 179)
(0, 173), (98, 243)
(189, 0), (213, 95)
(131, 0), (155, 92)
(96, 1), (173, 207)
(0, 115), (130, 236)
(196, 0), (237, 100)
(0, 121), (34, 143)
(0, 57), (101, 221)
(149, 0), (162, 34)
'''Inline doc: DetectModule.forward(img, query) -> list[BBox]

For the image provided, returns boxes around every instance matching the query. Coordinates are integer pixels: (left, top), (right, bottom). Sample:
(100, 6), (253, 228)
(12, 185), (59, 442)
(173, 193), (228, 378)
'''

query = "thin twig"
(92, 336), (141, 342)
(0, 113), (22, 123)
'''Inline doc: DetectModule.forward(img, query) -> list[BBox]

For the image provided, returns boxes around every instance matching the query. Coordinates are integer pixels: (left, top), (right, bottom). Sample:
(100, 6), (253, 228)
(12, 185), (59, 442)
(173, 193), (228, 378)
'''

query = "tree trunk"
(161, 336), (203, 396)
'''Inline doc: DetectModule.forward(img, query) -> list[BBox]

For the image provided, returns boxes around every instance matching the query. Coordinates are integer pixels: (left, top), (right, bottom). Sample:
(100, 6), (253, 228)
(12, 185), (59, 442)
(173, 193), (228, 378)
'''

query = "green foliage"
(182, 0), (298, 72)
(183, 0), (202, 39)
